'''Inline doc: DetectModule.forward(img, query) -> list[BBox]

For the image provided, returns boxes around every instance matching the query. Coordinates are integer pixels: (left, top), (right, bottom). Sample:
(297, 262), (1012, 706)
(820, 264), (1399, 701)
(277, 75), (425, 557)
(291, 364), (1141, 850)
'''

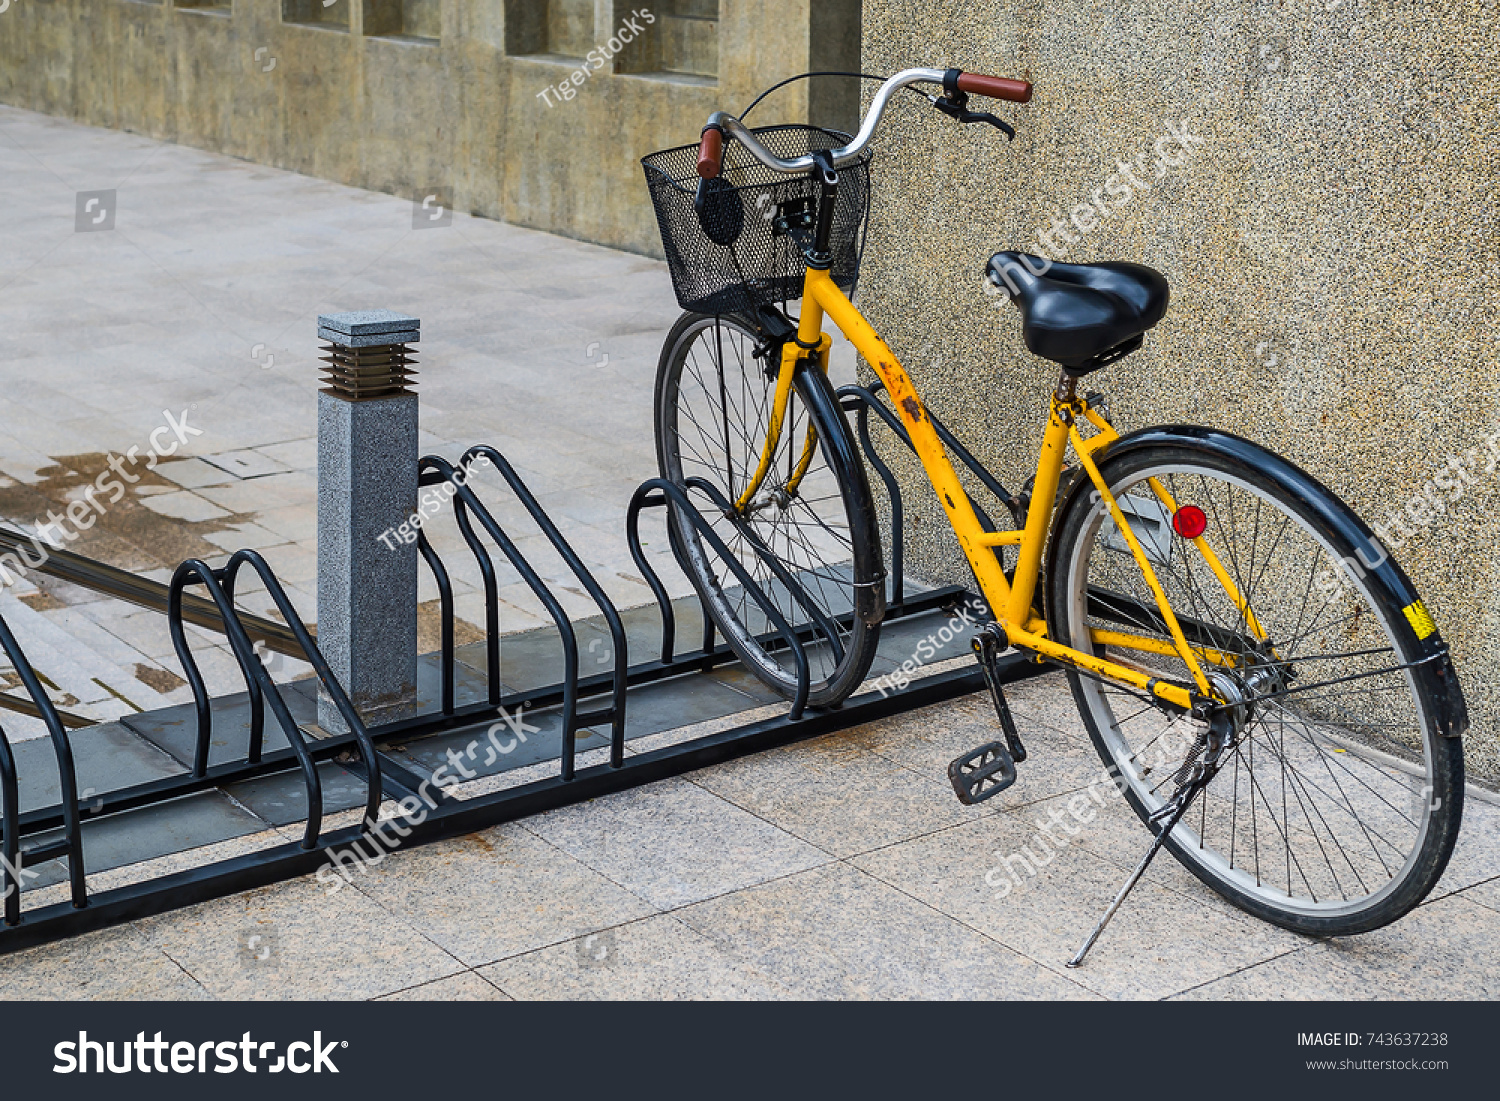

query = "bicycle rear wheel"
(1046, 429), (1465, 936)
(654, 311), (883, 707)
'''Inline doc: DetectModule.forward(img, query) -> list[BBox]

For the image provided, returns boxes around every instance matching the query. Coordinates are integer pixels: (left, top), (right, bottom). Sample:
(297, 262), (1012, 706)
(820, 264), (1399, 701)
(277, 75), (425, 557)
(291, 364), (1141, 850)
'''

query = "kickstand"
(1066, 798), (1190, 968)
(1067, 712), (1233, 968)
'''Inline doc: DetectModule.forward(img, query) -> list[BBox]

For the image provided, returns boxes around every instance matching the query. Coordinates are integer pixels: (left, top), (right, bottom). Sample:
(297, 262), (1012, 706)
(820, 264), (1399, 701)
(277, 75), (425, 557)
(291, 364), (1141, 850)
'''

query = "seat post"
(1054, 370), (1079, 405)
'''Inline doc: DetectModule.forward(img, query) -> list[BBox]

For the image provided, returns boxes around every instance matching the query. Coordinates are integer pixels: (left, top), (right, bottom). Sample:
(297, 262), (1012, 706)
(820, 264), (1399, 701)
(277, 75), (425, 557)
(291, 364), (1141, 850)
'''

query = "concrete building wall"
(0, 0), (859, 254)
(857, 3), (1500, 778)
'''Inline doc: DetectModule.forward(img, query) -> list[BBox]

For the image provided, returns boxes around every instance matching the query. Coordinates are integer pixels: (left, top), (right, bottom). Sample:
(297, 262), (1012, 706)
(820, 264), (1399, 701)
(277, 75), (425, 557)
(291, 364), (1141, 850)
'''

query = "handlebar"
(953, 71), (1032, 103)
(695, 66), (1031, 179)
(696, 125), (724, 179)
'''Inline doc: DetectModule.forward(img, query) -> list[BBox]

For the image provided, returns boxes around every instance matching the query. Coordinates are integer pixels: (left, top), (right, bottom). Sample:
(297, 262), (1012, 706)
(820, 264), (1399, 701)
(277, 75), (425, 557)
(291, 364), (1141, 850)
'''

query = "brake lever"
(930, 92), (1016, 140)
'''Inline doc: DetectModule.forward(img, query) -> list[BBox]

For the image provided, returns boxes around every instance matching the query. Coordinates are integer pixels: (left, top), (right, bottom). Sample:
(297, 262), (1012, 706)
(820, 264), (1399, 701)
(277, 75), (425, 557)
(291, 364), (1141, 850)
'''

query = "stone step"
(0, 596), (177, 732)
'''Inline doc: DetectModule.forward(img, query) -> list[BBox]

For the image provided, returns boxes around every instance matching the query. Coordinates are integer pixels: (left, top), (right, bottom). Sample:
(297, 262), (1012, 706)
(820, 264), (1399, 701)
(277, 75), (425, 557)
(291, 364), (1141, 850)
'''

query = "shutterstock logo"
(54, 1032), (344, 1074)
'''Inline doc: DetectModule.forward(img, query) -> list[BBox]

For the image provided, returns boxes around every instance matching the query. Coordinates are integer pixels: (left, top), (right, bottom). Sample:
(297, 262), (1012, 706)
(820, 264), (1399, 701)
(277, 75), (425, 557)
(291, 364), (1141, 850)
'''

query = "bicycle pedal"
(948, 741), (1017, 806)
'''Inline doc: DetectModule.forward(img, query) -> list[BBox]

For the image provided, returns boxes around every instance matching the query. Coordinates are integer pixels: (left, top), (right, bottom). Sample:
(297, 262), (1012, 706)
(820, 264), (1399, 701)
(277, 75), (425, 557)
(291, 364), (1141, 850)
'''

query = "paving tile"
(701, 662), (788, 704)
(691, 730), (978, 858)
(1000, 671), (1096, 737)
(481, 914), (796, 1000)
(252, 438), (316, 470)
(616, 674), (766, 739)
(45, 828), (289, 902)
(1168, 947), (1364, 1000)
(377, 971), (512, 1001)
(526, 777), (832, 909)
(871, 604), (988, 677)
(1312, 893), (1500, 998)
(348, 822), (657, 967)
(846, 688), (1106, 810)
(1178, 894), (1500, 1000)
(122, 683), (314, 769)
(454, 620), (612, 691)
(10, 719), (184, 814)
(202, 522), (284, 552)
(138, 490), (231, 523)
(22, 790), (269, 890)
(391, 701), (610, 783)
(0, 595), (159, 707)
(1430, 795), (1500, 898)
(77, 604), (181, 660)
(135, 874), (465, 1000)
(222, 760), (378, 828)
(411, 649), (496, 713)
(1461, 872), (1500, 914)
(201, 450), (292, 480)
(195, 476), (312, 516)
(571, 597), (711, 666)
(675, 863), (1096, 1000)
(0, 923), (209, 1000)
(850, 810), (1306, 1000)
(154, 457), (237, 489)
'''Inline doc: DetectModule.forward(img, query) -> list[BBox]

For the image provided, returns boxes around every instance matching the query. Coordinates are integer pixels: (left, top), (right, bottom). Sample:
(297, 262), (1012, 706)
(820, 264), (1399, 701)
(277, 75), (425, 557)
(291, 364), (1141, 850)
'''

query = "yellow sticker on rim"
(1403, 600), (1437, 640)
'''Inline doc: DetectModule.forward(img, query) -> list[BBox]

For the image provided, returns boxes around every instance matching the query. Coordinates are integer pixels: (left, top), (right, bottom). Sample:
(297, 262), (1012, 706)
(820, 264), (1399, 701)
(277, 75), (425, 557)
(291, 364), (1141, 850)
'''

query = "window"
(506, 0), (594, 59)
(617, 0), (717, 81)
(364, 0), (441, 42)
(283, 0), (350, 30)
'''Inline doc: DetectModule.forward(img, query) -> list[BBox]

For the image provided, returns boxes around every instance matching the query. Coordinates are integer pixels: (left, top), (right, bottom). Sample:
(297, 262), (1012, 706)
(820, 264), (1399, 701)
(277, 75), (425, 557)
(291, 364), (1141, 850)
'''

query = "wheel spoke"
(1059, 453), (1450, 927)
(661, 316), (872, 699)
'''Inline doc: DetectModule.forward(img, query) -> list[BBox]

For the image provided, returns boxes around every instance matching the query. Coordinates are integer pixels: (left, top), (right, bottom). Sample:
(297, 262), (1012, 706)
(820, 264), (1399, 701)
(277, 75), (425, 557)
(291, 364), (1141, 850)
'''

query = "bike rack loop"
(0, 715), (17, 927)
(168, 552), (383, 847)
(0, 612), (87, 915)
(626, 477), (814, 720)
(417, 452), (629, 781)
(0, 378), (1034, 945)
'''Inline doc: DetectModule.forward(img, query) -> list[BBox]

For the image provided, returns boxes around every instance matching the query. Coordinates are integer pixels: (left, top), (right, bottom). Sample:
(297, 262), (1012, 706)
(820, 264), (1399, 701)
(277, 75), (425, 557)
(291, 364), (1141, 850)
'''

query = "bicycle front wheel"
(654, 311), (883, 707)
(1046, 429), (1465, 937)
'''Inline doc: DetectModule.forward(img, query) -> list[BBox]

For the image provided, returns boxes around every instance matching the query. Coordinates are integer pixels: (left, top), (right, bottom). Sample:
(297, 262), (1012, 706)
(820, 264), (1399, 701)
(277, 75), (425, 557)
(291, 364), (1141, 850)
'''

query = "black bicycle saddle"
(986, 252), (1170, 373)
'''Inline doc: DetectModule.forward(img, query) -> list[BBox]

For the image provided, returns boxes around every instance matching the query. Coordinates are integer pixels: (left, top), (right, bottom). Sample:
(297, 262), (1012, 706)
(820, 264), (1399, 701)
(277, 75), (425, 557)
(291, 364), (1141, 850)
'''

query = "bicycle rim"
(1052, 449), (1460, 929)
(655, 313), (879, 705)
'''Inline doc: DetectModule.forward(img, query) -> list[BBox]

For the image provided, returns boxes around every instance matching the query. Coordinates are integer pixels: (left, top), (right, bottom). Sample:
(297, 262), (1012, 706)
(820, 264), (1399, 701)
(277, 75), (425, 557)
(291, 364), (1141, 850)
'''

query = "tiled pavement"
(0, 100), (863, 738)
(5, 677), (1499, 1001)
(1, 108), (1498, 1000)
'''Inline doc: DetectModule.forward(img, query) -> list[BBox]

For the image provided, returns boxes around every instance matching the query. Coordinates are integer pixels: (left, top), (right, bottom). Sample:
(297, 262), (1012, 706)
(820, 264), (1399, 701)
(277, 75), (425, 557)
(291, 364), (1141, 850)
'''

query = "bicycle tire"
(1045, 427), (1464, 936)
(654, 311), (883, 707)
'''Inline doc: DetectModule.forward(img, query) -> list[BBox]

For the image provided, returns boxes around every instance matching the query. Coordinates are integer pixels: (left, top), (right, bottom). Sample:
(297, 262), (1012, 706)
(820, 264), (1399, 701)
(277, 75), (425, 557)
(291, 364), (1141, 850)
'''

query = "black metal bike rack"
(0, 383), (1047, 954)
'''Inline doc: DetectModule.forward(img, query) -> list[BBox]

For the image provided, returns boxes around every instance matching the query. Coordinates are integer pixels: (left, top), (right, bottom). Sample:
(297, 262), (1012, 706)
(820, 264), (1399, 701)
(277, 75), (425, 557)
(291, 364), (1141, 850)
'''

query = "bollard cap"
(318, 309), (420, 347)
(318, 310), (419, 400)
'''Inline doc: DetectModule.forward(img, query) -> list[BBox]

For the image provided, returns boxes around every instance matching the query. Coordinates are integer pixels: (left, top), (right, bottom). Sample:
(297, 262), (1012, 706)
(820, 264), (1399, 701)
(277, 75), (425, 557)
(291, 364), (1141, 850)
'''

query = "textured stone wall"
(858, 2), (1499, 778)
(0, 0), (858, 254)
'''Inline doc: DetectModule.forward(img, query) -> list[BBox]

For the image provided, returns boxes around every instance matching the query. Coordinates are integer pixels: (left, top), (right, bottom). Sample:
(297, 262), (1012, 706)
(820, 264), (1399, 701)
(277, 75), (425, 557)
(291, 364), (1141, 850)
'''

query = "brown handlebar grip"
(955, 72), (1033, 103)
(697, 127), (725, 179)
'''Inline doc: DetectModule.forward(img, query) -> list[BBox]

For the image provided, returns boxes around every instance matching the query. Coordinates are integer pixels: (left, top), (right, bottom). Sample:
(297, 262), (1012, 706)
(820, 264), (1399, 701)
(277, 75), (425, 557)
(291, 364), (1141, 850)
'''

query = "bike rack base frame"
(0, 655), (1045, 955)
(0, 378), (1050, 954)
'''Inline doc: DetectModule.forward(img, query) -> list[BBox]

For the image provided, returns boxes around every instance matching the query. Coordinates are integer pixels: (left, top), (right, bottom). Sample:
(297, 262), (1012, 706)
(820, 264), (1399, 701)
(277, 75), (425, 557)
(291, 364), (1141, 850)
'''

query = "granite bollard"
(316, 309), (420, 733)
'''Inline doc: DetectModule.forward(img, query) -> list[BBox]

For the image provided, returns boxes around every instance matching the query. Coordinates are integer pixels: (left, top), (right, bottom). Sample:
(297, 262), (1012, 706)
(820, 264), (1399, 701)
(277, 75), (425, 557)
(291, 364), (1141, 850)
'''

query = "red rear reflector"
(1173, 505), (1207, 539)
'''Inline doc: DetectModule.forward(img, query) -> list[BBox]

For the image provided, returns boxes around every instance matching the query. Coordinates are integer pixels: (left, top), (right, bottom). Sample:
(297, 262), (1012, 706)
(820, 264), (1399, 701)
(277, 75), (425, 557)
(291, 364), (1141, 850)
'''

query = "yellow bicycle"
(642, 67), (1467, 943)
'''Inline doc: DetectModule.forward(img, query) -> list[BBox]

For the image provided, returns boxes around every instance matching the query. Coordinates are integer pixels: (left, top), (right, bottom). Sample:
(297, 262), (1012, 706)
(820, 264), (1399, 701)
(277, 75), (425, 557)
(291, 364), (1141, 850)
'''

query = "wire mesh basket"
(642, 124), (871, 318)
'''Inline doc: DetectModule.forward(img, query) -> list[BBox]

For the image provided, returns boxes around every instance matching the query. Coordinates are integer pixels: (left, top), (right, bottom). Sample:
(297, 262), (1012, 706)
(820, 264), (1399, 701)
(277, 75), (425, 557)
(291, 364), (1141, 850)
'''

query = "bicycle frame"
(743, 265), (1271, 714)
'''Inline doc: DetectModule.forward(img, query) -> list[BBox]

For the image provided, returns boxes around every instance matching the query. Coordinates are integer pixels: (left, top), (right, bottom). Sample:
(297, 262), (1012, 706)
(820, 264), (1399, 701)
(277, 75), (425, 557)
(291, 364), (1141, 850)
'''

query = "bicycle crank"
(948, 625), (1029, 806)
